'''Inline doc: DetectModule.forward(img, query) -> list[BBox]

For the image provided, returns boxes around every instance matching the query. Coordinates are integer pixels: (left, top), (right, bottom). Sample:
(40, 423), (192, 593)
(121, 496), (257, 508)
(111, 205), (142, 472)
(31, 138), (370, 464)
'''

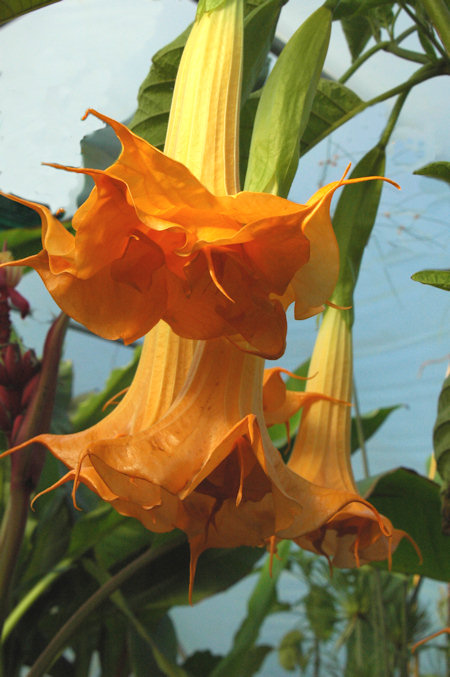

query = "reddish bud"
(20, 372), (40, 409)
(21, 349), (40, 383)
(3, 343), (23, 384)
(8, 288), (30, 319)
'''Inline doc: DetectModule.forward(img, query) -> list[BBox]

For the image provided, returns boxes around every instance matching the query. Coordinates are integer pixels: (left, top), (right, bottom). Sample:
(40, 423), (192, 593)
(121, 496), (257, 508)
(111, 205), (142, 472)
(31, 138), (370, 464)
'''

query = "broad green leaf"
(210, 541), (290, 677)
(129, 25), (190, 148)
(434, 374), (450, 535)
(67, 504), (130, 559)
(83, 558), (188, 677)
(98, 615), (128, 677)
(341, 13), (372, 60)
(363, 468), (450, 581)
(413, 160), (450, 184)
(434, 374), (450, 483)
(94, 515), (151, 570)
(240, 0), (282, 103)
(71, 346), (141, 431)
(351, 405), (403, 454)
(0, 0), (61, 24)
(245, 6), (332, 196)
(299, 79), (362, 157)
(411, 269), (450, 291)
(330, 144), (391, 317)
(125, 542), (263, 611)
(127, 613), (182, 677)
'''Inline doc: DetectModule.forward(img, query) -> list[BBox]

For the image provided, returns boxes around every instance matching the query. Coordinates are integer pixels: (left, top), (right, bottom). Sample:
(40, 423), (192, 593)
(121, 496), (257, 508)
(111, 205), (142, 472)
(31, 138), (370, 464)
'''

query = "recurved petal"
(83, 109), (220, 214)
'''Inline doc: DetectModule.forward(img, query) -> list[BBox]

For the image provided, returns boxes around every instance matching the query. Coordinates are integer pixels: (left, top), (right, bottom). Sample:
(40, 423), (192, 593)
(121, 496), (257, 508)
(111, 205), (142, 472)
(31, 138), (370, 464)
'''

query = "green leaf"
(330, 145), (392, 317)
(413, 160), (450, 184)
(245, 6), (332, 196)
(67, 504), (130, 560)
(434, 375), (450, 483)
(341, 13), (372, 60)
(299, 79), (362, 157)
(351, 405), (403, 454)
(197, 0), (227, 17)
(182, 651), (222, 677)
(129, 25), (191, 148)
(364, 468), (450, 581)
(50, 361), (73, 434)
(0, 0), (61, 24)
(71, 346), (141, 431)
(434, 374), (450, 534)
(240, 0), (282, 103)
(210, 541), (291, 677)
(304, 585), (337, 640)
(278, 630), (308, 672)
(411, 269), (450, 291)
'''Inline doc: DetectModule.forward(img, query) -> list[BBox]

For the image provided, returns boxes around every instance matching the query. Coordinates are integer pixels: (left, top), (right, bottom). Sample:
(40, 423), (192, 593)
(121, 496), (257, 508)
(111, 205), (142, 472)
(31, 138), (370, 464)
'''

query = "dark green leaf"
(124, 542), (263, 612)
(351, 405), (403, 453)
(245, 6), (332, 196)
(50, 361), (73, 434)
(0, 0), (61, 24)
(434, 374), (450, 534)
(210, 541), (290, 677)
(129, 25), (191, 147)
(332, 0), (395, 20)
(411, 269), (450, 291)
(434, 375), (450, 483)
(330, 145), (393, 317)
(341, 13), (372, 60)
(67, 504), (132, 560)
(94, 515), (151, 570)
(299, 79), (362, 157)
(240, 0), (282, 103)
(413, 161), (450, 184)
(71, 346), (141, 431)
(364, 468), (450, 581)
(182, 651), (222, 677)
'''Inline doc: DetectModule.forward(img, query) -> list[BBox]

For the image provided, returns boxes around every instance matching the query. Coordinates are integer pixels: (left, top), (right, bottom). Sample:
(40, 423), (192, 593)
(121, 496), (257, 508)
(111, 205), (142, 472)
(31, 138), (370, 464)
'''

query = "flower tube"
(286, 307), (412, 567)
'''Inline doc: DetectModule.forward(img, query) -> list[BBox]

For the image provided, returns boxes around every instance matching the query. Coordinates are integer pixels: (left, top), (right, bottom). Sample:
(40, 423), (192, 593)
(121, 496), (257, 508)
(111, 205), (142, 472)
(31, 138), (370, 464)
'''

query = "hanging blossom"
(0, 0), (409, 600)
(270, 306), (419, 567)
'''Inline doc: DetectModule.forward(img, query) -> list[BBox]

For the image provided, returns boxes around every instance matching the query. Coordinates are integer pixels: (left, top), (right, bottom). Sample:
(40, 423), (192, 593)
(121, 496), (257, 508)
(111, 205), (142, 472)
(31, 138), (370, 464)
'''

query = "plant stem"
(0, 485), (30, 629)
(27, 536), (185, 677)
(315, 61), (448, 154)
(339, 27), (417, 84)
(379, 89), (410, 149)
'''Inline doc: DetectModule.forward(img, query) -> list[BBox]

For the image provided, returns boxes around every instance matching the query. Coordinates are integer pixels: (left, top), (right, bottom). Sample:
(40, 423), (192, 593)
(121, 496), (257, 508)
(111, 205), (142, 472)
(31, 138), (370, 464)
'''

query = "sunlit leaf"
(411, 269), (450, 292)
(245, 6), (332, 196)
(330, 144), (389, 317)
(299, 79), (362, 157)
